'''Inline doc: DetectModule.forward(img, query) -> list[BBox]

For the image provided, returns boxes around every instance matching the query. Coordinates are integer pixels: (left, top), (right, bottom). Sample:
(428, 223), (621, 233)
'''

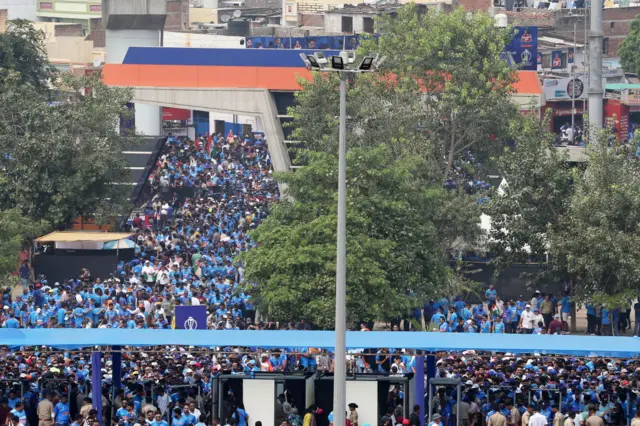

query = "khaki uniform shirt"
(37, 399), (53, 421)
(489, 413), (507, 426)
(522, 411), (532, 426)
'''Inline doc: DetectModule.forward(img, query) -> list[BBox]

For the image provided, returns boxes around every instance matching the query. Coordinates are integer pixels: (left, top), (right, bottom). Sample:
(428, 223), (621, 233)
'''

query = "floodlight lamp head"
(313, 52), (328, 66)
(359, 56), (375, 71)
(331, 55), (345, 70)
(306, 54), (321, 69)
(299, 53), (312, 69)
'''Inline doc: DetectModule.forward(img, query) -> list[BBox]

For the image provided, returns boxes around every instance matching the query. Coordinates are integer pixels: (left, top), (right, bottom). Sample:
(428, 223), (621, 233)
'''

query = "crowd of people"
(0, 132), (639, 426)
(422, 354), (640, 426)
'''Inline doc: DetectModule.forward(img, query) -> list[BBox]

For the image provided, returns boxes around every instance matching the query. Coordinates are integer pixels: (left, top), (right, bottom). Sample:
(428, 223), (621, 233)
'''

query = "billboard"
(551, 50), (563, 70)
(543, 77), (586, 100)
(246, 35), (362, 50)
(174, 305), (207, 330)
(504, 26), (538, 71)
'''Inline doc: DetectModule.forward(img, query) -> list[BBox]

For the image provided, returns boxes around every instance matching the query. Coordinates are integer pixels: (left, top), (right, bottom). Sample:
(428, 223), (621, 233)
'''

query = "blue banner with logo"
(551, 50), (563, 69)
(246, 35), (363, 50)
(568, 47), (574, 64)
(174, 305), (207, 330)
(504, 26), (538, 71)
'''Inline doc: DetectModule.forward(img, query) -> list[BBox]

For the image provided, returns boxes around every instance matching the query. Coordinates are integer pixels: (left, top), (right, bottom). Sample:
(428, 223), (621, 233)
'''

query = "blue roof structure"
(0, 329), (639, 357)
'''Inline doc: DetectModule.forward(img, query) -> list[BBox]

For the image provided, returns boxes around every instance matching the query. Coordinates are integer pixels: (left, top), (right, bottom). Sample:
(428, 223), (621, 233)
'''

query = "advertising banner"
(543, 77), (586, 100)
(246, 35), (361, 50)
(568, 47), (574, 64)
(551, 50), (563, 69)
(504, 26), (538, 71)
(174, 305), (207, 330)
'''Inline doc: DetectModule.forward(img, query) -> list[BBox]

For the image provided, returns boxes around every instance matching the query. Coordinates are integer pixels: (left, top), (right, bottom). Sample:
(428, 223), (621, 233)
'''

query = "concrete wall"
(164, 31), (245, 48)
(324, 13), (373, 33)
(243, 380), (275, 426)
(0, 0), (38, 20)
(345, 381), (378, 426)
(165, 0), (189, 31)
(0, 9), (7, 33)
(105, 29), (159, 63)
(46, 36), (95, 62)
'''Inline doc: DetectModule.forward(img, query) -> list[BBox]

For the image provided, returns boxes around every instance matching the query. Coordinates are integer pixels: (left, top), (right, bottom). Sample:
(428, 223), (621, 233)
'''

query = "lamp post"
(299, 51), (384, 426)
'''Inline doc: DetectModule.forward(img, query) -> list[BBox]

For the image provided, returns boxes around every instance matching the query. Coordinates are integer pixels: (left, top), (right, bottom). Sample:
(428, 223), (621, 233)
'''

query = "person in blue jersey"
(230, 405), (249, 426)
(493, 316), (505, 333)
(438, 316), (449, 332)
(10, 401), (27, 426)
(152, 413), (168, 426)
(53, 394), (70, 426)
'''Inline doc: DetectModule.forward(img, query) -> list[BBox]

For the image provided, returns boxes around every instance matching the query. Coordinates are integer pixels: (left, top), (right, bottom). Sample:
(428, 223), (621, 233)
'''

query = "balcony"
(37, 0), (102, 20)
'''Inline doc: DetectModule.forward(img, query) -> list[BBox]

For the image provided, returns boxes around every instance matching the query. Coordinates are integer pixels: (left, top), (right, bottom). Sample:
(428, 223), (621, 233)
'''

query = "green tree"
(548, 141), (640, 307)
(289, 6), (520, 182)
(240, 146), (481, 328)
(0, 208), (49, 286)
(0, 20), (139, 227)
(0, 19), (56, 91)
(619, 14), (640, 76)
(0, 71), (137, 226)
(484, 116), (574, 281)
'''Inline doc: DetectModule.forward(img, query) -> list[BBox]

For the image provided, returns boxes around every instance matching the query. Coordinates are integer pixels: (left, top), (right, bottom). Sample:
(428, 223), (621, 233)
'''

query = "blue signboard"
(504, 26), (538, 71)
(174, 305), (207, 330)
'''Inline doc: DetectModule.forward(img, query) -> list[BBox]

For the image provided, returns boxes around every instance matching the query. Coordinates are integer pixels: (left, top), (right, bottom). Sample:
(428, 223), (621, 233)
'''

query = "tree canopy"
(0, 209), (49, 286)
(0, 19), (56, 92)
(240, 146), (481, 328)
(0, 20), (138, 227)
(619, 14), (640, 76)
(0, 20), (139, 284)
(548, 141), (640, 306)
(289, 6), (519, 182)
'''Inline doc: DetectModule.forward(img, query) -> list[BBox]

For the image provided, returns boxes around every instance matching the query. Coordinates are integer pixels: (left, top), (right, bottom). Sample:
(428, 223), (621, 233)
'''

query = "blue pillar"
(112, 346), (122, 390)
(426, 355), (437, 421)
(415, 356), (425, 426)
(91, 352), (103, 424)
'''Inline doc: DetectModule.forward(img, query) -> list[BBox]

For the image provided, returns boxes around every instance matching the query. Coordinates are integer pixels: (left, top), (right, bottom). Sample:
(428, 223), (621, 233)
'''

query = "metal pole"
(428, 381), (433, 423)
(333, 69), (348, 426)
(588, 0), (604, 140)
(456, 384), (461, 426)
(583, 9), (588, 114)
(571, 22), (577, 140)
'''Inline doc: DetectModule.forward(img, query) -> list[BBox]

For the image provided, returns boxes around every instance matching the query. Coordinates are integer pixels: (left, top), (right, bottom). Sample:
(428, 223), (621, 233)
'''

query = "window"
(603, 37), (609, 55)
(610, 22), (615, 29)
(342, 16), (353, 33)
(542, 53), (550, 69)
(363, 17), (374, 33)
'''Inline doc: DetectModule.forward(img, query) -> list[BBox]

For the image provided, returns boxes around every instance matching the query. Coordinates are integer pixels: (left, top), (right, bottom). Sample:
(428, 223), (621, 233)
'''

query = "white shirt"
(529, 413), (548, 426)
(520, 310), (536, 329)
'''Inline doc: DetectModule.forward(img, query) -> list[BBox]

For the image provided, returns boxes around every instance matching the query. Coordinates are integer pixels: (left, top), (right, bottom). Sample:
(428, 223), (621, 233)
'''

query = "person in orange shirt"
(260, 354), (273, 372)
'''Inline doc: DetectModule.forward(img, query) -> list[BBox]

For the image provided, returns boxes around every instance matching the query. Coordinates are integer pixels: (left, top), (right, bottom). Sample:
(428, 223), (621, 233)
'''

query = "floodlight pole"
(334, 68), (348, 426)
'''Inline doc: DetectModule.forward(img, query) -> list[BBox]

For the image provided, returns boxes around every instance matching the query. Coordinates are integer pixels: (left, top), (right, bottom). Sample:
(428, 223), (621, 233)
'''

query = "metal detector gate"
(0, 380), (24, 403)
(428, 378), (461, 426)
(152, 384), (202, 426)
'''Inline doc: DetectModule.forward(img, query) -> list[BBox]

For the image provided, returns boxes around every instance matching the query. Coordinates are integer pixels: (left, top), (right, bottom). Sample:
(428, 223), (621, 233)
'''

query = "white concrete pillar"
(106, 29), (162, 136)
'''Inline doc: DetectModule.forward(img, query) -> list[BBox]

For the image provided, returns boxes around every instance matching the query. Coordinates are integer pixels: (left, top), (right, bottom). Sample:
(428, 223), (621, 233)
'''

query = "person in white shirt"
(519, 305), (536, 334)
(141, 261), (156, 284)
(529, 408), (548, 426)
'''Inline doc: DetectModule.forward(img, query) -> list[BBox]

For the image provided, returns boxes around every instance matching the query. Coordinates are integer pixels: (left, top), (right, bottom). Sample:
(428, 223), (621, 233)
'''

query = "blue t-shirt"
(54, 402), (70, 424)
(493, 322), (505, 333)
(231, 408), (249, 426)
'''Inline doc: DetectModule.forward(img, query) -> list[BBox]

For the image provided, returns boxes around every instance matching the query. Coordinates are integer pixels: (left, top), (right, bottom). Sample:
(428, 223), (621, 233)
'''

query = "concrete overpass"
(127, 86), (291, 172)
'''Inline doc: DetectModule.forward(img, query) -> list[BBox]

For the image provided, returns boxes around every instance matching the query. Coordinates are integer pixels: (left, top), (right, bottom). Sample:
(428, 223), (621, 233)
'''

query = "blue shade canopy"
(0, 329), (639, 357)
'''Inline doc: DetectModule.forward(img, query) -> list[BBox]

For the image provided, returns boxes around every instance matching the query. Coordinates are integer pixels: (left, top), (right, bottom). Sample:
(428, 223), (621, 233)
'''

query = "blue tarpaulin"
(0, 329), (639, 357)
